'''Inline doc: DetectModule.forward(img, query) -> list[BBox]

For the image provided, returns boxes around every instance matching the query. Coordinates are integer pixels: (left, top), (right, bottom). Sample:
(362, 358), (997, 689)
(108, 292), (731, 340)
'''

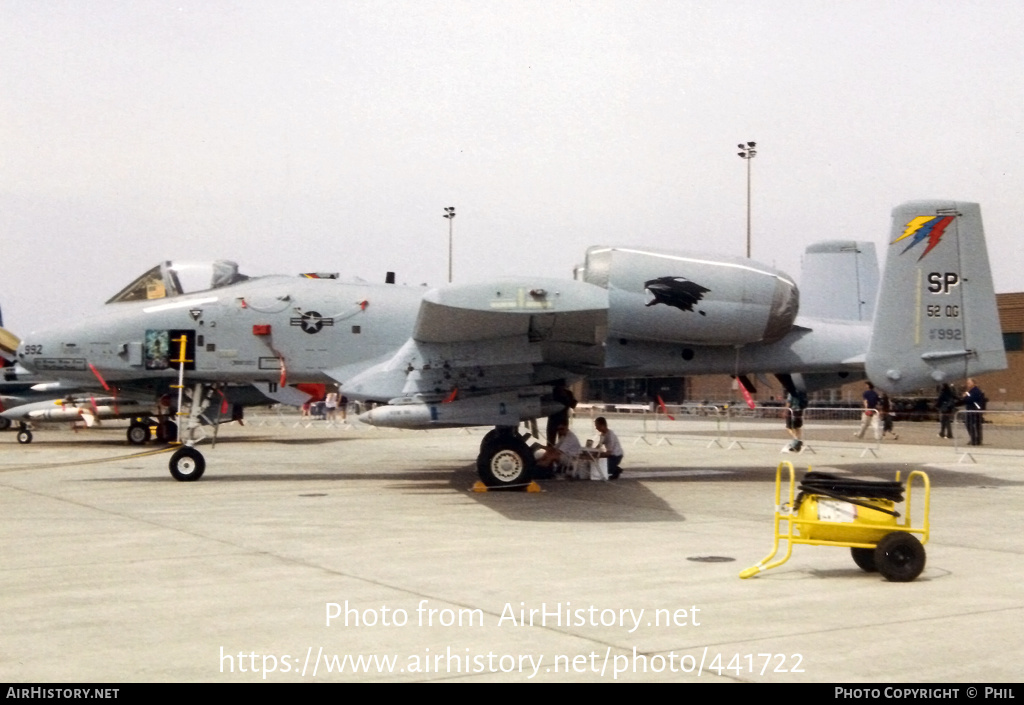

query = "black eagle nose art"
(643, 277), (710, 316)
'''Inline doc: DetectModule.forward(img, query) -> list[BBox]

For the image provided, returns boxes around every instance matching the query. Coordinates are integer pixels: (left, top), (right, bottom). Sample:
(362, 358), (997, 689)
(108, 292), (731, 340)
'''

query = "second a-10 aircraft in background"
(5, 200), (1007, 485)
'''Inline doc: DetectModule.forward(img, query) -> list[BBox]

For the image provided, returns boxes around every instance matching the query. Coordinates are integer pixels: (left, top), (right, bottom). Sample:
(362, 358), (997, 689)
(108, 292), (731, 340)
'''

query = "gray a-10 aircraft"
(6, 200), (1007, 485)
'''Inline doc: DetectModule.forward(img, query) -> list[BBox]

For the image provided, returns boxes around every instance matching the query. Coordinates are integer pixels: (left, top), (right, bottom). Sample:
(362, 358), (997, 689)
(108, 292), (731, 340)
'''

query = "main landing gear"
(476, 426), (537, 489)
(127, 421), (151, 445)
(126, 418), (178, 445)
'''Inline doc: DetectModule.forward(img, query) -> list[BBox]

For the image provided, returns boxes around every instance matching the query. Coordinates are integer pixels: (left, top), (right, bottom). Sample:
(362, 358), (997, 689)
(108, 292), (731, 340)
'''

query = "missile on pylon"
(0, 398), (146, 424)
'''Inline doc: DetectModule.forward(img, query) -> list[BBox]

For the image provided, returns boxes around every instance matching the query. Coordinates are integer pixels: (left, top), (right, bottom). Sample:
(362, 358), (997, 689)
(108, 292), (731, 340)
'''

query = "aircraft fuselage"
(16, 277), (425, 393)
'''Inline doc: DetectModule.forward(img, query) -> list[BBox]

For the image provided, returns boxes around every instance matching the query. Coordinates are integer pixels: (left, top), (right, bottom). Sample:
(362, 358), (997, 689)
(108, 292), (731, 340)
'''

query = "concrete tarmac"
(1, 415), (1022, 683)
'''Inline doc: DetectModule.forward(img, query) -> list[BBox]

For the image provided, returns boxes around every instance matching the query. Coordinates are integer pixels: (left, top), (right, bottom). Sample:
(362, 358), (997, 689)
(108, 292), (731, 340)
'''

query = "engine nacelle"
(580, 246), (799, 345)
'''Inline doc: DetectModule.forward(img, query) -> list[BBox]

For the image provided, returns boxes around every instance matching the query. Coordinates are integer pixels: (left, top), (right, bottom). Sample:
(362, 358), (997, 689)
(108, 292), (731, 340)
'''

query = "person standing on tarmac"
(546, 380), (578, 446)
(783, 388), (807, 452)
(961, 378), (987, 446)
(855, 381), (882, 441)
(879, 392), (898, 441)
(936, 383), (956, 439)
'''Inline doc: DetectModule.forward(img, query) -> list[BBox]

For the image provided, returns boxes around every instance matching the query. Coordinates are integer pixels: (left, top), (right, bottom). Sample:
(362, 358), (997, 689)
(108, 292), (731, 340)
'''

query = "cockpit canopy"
(106, 260), (249, 304)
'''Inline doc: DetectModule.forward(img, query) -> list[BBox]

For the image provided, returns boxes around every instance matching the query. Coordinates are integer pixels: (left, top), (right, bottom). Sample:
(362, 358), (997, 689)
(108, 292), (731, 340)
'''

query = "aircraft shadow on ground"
(74, 460), (1022, 526)
(451, 466), (686, 523)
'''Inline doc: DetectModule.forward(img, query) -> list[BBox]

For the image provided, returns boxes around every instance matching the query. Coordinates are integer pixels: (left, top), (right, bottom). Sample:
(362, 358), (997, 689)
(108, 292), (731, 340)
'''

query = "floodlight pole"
(443, 206), (456, 283)
(737, 142), (757, 259)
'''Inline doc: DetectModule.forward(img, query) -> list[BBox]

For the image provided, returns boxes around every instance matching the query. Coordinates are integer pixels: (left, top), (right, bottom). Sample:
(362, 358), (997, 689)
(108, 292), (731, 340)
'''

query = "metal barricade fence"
(248, 403), (360, 429)
(952, 409), (1024, 460)
(632, 404), (887, 455)
(636, 404), (725, 447)
(801, 406), (883, 456)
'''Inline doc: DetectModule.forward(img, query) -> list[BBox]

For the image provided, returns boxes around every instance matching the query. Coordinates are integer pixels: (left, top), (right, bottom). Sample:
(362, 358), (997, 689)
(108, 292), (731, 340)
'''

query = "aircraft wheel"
(17, 429), (33, 444)
(874, 532), (925, 582)
(850, 547), (877, 573)
(479, 428), (502, 455)
(127, 423), (151, 445)
(0, 417), (11, 432)
(169, 447), (206, 482)
(477, 436), (534, 489)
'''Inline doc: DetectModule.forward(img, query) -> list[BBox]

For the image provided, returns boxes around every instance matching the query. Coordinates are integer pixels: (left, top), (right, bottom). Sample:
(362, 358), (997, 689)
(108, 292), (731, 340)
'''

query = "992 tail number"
(929, 328), (962, 341)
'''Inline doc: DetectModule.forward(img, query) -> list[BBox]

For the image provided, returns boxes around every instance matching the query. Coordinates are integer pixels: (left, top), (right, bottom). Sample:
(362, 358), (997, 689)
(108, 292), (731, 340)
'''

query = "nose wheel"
(169, 446), (206, 482)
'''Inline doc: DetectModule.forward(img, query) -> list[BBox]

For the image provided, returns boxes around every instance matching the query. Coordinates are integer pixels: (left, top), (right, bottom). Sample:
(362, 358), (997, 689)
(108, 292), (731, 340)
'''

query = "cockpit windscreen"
(106, 260), (249, 303)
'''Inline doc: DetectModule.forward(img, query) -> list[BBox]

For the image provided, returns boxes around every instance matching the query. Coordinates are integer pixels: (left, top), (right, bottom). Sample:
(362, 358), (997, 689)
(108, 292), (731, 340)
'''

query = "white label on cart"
(817, 499), (857, 523)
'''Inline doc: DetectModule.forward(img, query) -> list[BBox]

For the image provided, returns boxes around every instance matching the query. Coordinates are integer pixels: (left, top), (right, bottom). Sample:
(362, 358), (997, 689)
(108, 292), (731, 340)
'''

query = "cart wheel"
(851, 547), (877, 572)
(874, 532), (925, 582)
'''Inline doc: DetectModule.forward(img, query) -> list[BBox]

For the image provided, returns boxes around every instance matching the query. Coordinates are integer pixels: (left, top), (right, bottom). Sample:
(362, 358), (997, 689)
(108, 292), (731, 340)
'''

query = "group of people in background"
(938, 378), (987, 446)
(785, 377), (988, 451)
(300, 386), (349, 423)
(854, 381), (898, 442)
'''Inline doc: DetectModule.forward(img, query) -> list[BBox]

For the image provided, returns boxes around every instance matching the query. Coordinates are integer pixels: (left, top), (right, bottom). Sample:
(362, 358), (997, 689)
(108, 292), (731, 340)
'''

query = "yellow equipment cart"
(740, 462), (931, 582)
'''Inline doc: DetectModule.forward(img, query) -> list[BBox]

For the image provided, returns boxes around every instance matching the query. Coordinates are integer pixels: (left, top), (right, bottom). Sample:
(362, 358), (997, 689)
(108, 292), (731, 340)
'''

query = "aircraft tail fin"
(865, 200), (1006, 394)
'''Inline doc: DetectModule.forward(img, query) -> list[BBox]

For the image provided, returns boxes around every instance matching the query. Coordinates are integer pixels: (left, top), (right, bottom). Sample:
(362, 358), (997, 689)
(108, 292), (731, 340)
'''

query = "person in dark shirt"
(783, 389), (807, 452)
(936, 384), (956, 439)
(546, 381), (578, 445)
(855, 381), (881, 441)
(879, 392), (898, 441)
(961, 378), (986, 446)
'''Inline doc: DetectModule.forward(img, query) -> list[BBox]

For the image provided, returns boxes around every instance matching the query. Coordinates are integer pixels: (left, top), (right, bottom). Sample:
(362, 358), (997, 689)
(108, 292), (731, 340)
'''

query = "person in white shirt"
(536, 423), (581, 473)
(595, 416), (624, 480)
(324, 390), (339, 422)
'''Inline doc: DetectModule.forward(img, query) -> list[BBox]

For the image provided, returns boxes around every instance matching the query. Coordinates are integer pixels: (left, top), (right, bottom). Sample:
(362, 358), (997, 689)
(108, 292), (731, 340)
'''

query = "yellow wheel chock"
(472, 481), (542, 493)
(740, 462), (930, 582)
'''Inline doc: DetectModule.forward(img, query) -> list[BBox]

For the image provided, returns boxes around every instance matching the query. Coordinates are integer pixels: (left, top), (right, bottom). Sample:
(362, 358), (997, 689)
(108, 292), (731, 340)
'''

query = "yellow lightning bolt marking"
(891, 216), (935, 244)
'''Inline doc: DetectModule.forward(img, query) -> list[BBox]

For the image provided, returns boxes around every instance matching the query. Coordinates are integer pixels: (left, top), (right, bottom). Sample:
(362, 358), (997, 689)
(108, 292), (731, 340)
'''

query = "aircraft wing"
(412, 279), (608, 346)
(335, 278), (608, 404)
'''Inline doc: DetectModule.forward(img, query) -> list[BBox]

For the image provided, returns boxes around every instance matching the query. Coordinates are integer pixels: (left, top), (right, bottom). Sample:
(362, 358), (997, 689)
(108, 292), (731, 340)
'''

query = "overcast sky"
(2, 0), (1022, 336)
